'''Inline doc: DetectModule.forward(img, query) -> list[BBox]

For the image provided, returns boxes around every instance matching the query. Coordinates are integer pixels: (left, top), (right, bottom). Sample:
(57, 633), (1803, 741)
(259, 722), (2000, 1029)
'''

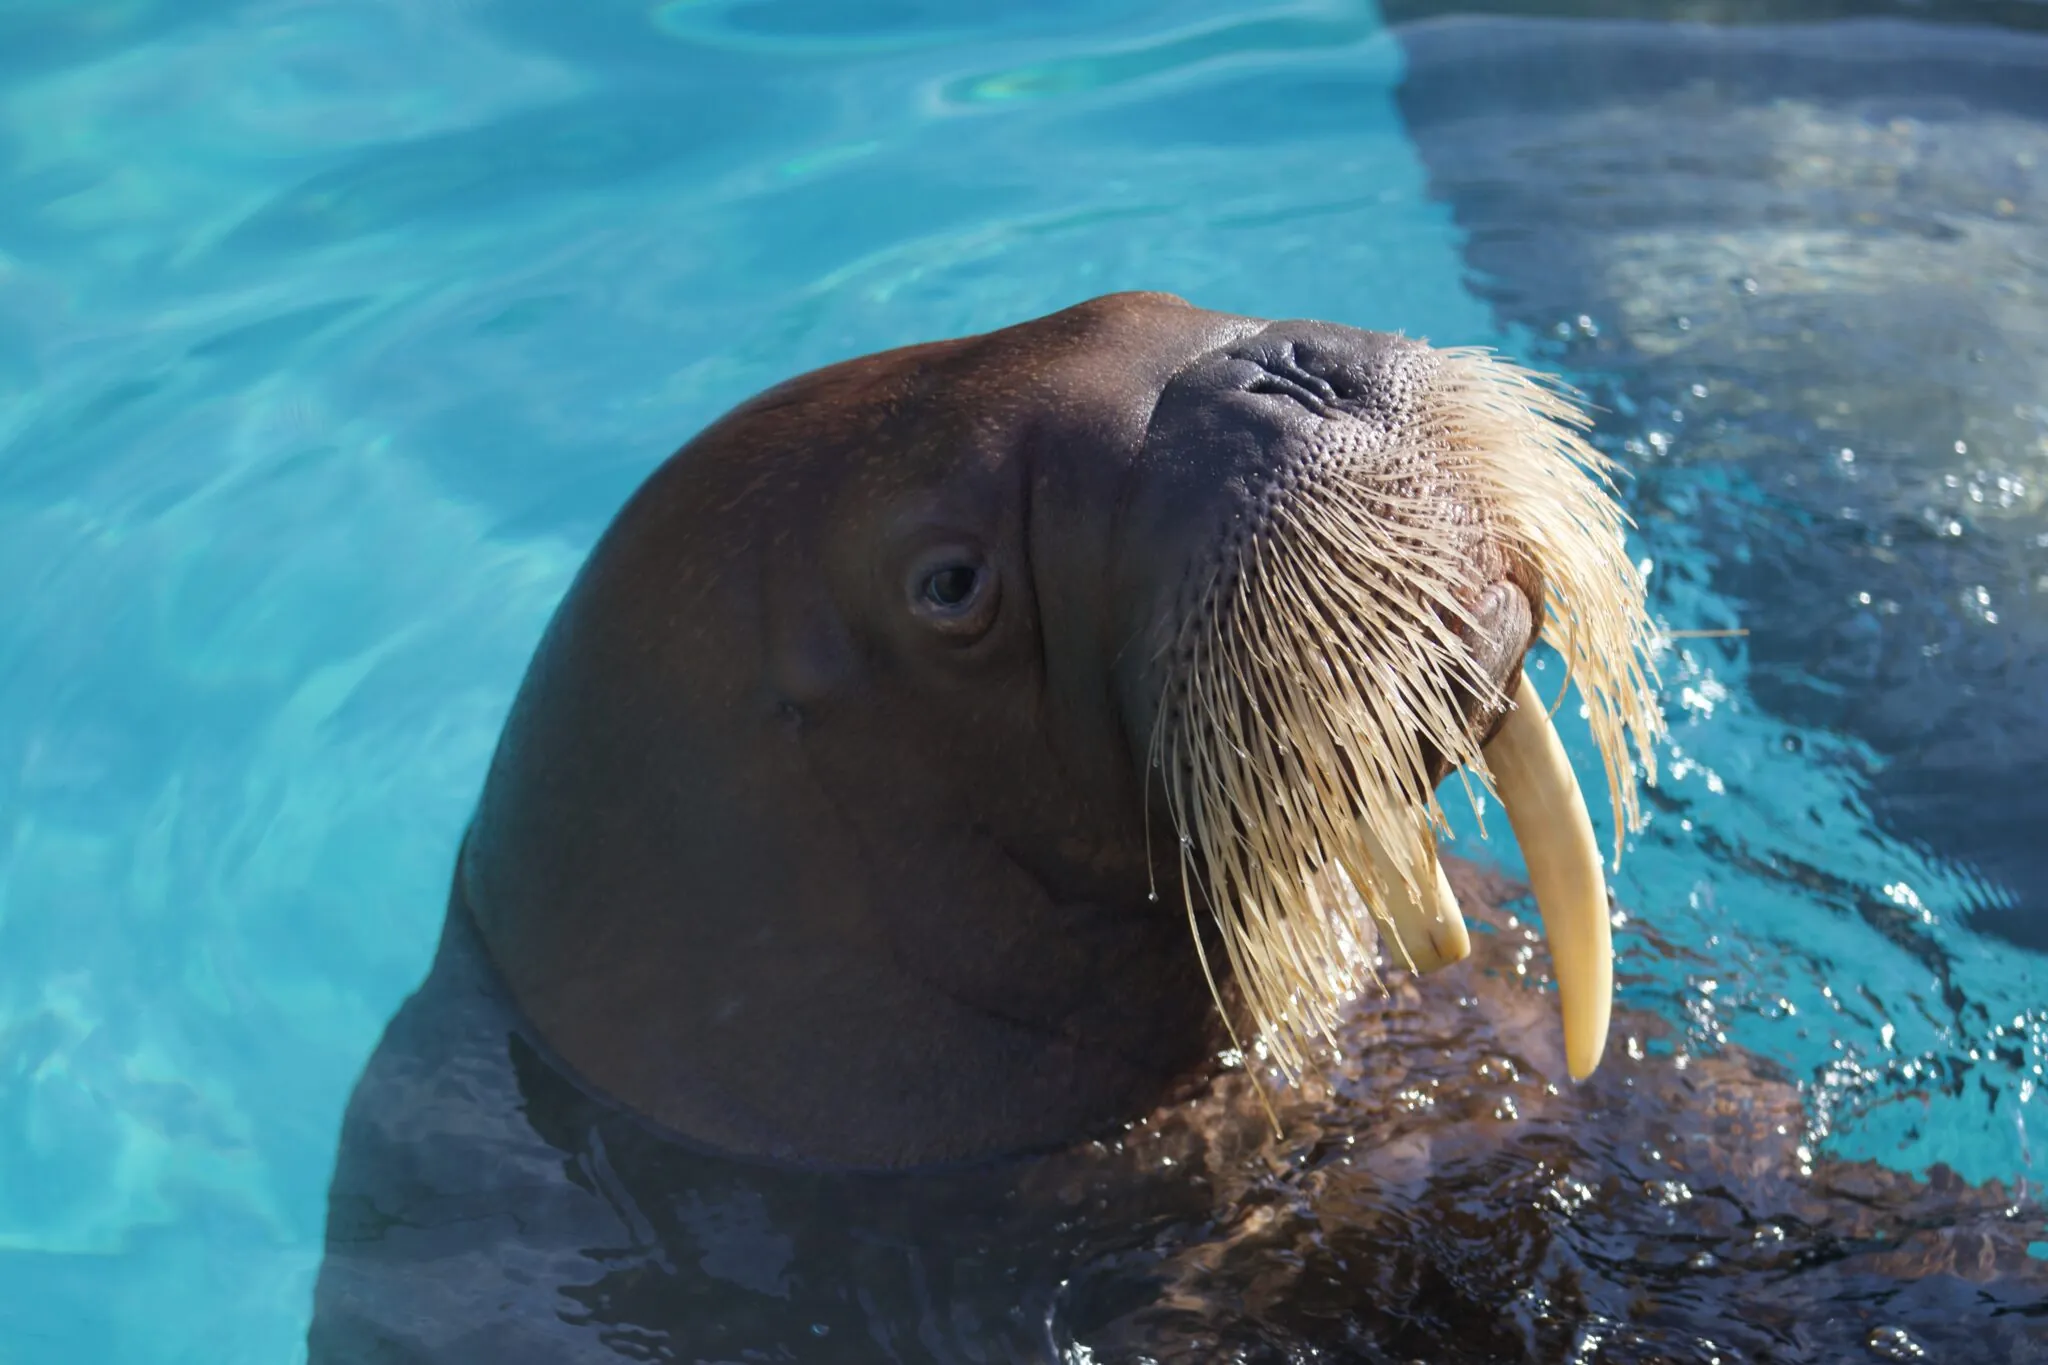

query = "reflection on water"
(1398, 16), (2048, 941)
(1400, 9), (2048, 1190)
(1067, 881), (2046, 1363)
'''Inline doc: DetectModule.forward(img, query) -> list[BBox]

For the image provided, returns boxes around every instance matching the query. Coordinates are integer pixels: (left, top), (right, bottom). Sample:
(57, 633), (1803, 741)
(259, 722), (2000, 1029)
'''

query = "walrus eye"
(907, 553), (998, 637)
(924, 565), (980, 608)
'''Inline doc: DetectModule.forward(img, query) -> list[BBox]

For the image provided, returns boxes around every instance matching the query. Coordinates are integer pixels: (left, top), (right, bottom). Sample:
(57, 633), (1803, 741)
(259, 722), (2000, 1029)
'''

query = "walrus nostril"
(1244, 342), (1341, 414)
(1224, 325), (1432, 431)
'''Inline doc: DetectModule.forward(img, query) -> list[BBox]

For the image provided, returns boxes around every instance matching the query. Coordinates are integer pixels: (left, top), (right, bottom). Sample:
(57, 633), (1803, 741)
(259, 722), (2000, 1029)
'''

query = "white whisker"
(1151, 347), (1664, 1080)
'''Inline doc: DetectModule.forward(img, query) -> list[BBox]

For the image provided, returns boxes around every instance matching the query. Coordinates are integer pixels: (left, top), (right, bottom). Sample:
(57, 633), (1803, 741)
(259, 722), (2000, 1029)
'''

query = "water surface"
(0, 1), (2042, 1360)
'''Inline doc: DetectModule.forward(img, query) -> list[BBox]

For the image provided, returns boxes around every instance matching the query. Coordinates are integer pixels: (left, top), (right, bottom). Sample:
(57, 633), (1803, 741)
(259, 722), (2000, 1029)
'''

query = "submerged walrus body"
(312, 296), (2046, 1361)
(312, 863), (2048, 1362)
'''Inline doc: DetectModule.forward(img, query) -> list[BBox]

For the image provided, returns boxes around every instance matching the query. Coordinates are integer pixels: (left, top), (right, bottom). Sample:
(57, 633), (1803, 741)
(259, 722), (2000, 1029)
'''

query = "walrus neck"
(459, 803), (1225, 1169)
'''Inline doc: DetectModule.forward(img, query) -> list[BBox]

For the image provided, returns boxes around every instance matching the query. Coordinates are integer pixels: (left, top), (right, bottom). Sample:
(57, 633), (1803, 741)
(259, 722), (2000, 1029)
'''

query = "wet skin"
(461, 293), (1536, 1170)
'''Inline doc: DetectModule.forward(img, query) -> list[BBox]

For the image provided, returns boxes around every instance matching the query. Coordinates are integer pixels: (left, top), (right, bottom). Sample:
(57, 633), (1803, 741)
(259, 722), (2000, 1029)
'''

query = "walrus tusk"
(1482, 672), (1613, 1080)
(1345, 820), (1470, 974)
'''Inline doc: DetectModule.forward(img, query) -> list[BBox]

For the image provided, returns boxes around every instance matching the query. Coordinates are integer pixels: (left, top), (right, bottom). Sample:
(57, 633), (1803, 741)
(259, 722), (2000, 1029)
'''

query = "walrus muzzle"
(1122, 325), (1662, 1082)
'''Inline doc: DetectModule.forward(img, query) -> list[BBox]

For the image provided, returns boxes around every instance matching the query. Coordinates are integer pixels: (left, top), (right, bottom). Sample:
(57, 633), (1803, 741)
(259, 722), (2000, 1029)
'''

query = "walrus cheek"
(763, 593), (859, 708)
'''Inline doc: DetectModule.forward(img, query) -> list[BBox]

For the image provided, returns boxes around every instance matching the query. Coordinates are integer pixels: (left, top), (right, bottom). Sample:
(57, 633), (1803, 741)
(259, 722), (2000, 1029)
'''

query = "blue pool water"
(0, 1), (2043, 1360)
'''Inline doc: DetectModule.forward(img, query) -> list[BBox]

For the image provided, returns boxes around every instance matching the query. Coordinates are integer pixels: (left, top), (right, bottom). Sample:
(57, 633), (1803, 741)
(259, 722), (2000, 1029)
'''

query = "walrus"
(311, 293), (2046, 1361)
(448, 289), (1654, 1167)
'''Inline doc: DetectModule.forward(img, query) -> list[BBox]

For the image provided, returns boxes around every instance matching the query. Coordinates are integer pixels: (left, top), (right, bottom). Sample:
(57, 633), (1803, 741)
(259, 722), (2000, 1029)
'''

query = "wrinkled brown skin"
(464, 292), (1533, 1168)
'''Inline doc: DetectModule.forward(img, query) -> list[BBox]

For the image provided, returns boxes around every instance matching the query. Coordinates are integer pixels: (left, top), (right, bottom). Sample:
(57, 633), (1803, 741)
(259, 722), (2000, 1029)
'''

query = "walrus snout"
(1115, 319), (1543, 774)
(1111, 313), (1659, 1081)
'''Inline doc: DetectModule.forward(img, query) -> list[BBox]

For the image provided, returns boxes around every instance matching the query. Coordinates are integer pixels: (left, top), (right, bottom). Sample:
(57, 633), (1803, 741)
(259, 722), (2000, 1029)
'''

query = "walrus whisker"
(1152, 345), (1663, 1081)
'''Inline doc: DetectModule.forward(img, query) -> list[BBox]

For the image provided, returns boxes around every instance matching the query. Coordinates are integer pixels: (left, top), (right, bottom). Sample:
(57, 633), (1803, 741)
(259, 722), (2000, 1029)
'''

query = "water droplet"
(811, 1323), (832, 1338)
(1147, 890), (1159, 903)
(1865, 1325), (1928, 1361)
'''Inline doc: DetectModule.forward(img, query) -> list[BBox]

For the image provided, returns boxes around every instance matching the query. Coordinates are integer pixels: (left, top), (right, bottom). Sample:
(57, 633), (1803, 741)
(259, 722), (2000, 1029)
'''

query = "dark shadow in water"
(1384, 0), (2048, 37)
(312, 865), (2047, 1362)
(1392, 14), (2048, 949)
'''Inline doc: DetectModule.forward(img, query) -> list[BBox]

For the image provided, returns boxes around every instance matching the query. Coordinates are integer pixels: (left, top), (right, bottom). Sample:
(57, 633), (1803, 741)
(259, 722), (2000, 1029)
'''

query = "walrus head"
(463, 293), (1661, 1168)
